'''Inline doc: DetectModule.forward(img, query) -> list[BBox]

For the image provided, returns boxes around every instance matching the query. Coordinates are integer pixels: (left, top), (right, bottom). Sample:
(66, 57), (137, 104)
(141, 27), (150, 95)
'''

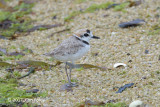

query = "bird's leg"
(69, 62), (78, 87)
(65, 62), (72, 86)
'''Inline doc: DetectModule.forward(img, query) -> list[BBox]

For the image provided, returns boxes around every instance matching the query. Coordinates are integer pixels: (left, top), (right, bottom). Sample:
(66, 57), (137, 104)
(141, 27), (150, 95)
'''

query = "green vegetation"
(148, 24), (160, 35)
(118, 71), (127, 75)
(0, 61), (15, 67)
(10, 45), (17, 49)
(71, 79), (78, 83)
(114, 2), (130, 12)
(64, 11), (82, 22)
(156, 71), (160, 74)
(75, 0), (86, 4)
(38, 27), (48, 31)
(64, 2), (114, 22)
(85, 2), (113, 13)
(0, 2), (34, 38)
(14, 3), (34, 14)
(64, 1), (132, 21)
(0, 72), (47, 106)
(76, 67), (84, 71)
(61, 79), (78, 83)
(13, 71), (21, 78)
(2, 55), (23, 61)
(76, 102), (127, 107)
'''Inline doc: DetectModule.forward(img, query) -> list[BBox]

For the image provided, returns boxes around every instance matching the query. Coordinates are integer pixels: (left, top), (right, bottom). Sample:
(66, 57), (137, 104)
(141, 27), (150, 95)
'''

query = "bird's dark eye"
(86, 29), (90, 33)
(84, 33), (89, 37)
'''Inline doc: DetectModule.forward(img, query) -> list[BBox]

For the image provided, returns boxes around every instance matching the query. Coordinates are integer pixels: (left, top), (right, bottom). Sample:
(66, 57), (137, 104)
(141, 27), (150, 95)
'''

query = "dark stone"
(106, 99), (116, 103)
(119, 19), (145, 28)
(19, 83), (26, 86)
(127, 53), (131, 56)
(26, 89), (39, 93)
(94, 53), (98, 56)
(128, 60), (132, 63)
(0, 20), (13, 29)
(103, 14), (109, 17)
(106, 3), (120, 10)
(116, 83), (134, 93)
(145, 50), (149, 54)
(142, 77), (147, 79)
(52, 15), (57, 19)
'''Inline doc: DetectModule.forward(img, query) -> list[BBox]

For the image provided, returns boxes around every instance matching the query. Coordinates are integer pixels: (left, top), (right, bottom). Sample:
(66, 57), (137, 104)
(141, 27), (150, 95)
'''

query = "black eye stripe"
(84, 33), (89, 37)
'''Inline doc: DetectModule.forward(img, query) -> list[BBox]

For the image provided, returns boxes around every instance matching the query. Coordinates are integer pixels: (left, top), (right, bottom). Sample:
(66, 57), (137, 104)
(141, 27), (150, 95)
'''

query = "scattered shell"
(129, 100), (144, 107)
(114, 63), (127, 68)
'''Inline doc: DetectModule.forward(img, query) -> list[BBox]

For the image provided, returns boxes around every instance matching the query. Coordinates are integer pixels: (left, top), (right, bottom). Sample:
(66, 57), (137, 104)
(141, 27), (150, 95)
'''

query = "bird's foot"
(66, 82), (78, 87)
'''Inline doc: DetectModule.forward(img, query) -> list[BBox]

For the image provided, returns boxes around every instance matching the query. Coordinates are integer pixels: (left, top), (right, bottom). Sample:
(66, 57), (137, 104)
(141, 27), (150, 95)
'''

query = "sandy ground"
(0, 0), (160, 106)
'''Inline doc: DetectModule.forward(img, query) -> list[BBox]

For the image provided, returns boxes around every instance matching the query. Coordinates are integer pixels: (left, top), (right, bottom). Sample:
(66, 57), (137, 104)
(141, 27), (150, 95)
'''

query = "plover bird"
(45, 29), (100, 87)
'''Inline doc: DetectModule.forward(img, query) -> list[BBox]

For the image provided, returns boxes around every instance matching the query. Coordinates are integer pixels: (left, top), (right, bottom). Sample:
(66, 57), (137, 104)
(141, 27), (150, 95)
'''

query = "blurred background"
(0, 0), (160, 107)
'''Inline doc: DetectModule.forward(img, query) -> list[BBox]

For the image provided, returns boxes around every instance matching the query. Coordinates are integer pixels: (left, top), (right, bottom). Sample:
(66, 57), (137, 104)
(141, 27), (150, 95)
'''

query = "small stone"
(26, 89), (39, 93)
(94, 53), (98, 56)
(19, 83), (26, 86)
(145, 50), (149, 54)
(128, 60), (132, 63)
(142, 77), (147, 79)
(103, 14), (109, 17)
(106, 99), (116, 103)
(52, 15), (57, 19)
(127, 53), (131, 56)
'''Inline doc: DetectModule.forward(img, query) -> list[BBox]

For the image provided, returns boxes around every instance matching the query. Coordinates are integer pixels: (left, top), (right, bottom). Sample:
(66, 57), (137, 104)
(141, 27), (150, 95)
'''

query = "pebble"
(26, 89), (39, 93)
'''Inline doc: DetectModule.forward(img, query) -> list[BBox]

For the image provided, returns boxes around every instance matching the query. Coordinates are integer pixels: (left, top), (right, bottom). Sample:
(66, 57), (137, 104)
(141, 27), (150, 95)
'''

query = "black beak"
(92, 35), (100, 39)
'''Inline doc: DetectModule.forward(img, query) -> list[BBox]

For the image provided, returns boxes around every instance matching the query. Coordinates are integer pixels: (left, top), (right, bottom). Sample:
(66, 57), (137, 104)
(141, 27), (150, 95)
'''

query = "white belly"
(71, 45), (90, 61)
(55, 45), (90, 62)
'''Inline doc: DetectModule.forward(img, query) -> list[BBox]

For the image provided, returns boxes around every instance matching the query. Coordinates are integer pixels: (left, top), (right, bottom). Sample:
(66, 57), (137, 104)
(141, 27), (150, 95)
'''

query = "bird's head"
(73, 29), (100, 42)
